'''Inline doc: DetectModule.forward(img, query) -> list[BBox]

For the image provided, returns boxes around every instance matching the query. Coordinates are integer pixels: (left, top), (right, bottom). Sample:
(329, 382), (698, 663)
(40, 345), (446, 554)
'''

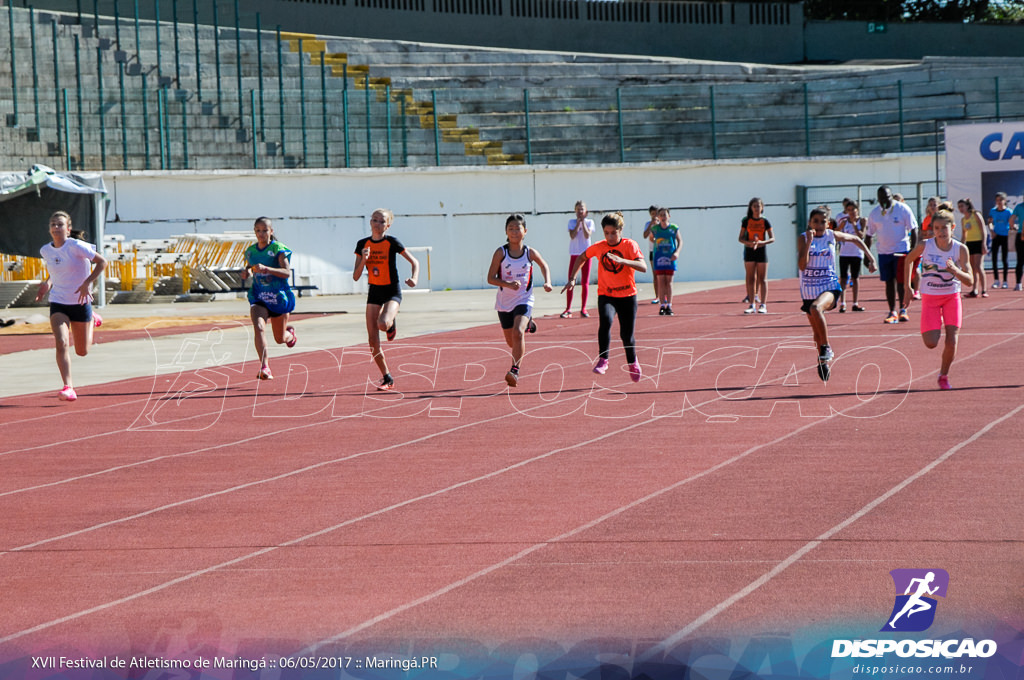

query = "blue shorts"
(497, 304), (532, 330)
(877, 253), (908, 283)
(49, 301), (93, 324)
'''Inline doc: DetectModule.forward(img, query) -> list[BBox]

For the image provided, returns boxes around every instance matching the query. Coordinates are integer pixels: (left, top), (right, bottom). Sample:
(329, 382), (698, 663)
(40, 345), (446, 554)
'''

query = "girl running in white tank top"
(487, 214), (553, 388)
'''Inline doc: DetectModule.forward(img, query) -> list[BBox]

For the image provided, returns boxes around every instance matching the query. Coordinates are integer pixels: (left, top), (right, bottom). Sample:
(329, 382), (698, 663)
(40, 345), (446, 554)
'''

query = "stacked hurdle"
(165, 233), (252, 293)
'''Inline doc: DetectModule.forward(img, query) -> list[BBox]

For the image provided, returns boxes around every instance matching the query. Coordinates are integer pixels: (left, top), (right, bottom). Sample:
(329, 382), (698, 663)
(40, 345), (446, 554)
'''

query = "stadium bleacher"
(2, 5), (1023, 174)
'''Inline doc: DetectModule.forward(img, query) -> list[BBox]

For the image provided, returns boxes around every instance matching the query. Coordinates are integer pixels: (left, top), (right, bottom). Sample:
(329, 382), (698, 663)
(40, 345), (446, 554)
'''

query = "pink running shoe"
(593, 358), (609, 374)
(937, 375), (952, 390)
(92, 311), (103, 327)
(258, 365), (273, 380)
(286, 325), (298, 348)
(628, 361), (642, 382)
(58, 385), (78, 401)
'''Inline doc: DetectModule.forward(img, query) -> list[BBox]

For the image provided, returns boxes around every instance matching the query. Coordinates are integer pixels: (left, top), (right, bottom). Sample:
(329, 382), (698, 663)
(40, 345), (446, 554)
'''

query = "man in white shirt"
(866, 185), (918, 324)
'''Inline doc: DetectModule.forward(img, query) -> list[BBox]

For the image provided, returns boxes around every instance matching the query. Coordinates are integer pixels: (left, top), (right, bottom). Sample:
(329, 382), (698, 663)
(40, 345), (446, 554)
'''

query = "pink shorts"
(920, 292), (962, 333)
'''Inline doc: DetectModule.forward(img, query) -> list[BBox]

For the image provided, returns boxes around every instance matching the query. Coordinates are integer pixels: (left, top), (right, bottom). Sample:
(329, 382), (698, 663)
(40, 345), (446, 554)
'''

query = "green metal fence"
(3, 2), (1024, 172)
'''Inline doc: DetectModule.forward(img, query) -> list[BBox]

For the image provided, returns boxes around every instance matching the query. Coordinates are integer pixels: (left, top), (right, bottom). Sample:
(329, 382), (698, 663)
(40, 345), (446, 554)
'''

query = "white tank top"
(919, 238), (964, 297)
(836, 216), (864, 258)
(494, 244), (534, 312)
(799, 230), (840, 301)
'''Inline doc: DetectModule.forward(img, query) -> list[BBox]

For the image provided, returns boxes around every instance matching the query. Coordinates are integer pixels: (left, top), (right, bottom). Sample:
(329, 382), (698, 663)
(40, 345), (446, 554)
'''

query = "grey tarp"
(0, 165), (107, 257)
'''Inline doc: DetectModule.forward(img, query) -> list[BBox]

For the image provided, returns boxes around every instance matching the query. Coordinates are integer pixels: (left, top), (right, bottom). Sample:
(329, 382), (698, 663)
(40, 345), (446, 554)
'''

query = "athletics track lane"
(0, 279), (1020, 659)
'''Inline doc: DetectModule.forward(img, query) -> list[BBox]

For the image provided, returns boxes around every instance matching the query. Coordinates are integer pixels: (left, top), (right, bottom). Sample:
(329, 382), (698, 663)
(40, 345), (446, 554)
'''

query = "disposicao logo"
(882, 568), (949, 632)
(831, 569), (998, 660)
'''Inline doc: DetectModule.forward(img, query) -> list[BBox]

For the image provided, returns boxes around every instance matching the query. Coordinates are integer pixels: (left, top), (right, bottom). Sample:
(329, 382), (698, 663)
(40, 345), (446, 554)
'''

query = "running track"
(1, 280), (1021, 674)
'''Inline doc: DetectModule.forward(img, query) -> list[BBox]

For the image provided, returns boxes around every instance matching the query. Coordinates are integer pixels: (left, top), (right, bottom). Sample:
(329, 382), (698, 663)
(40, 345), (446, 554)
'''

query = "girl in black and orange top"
(738, 197), (774, 314)
(353, 208), (420, 391)
(562, 212), (647, 382)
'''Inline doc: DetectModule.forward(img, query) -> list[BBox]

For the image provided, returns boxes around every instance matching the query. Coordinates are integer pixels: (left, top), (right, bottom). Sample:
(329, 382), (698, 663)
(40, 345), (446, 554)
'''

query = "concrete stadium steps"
(0, 281), (34, 309)
(4, 6), (1024, 171)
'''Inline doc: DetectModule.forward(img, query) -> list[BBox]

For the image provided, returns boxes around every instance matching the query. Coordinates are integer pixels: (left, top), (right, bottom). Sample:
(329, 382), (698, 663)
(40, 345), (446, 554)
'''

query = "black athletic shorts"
(367, 283), (402, 307)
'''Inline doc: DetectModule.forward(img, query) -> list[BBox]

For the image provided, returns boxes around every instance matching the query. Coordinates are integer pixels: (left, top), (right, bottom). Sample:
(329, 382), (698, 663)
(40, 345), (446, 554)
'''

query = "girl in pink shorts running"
(903, 211), (974, 390)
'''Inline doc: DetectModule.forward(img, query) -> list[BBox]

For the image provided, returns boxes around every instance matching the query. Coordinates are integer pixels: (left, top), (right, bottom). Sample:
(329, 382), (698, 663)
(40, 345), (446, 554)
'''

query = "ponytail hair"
(601, 211), (625, 230)
(931, 210), (955, 230)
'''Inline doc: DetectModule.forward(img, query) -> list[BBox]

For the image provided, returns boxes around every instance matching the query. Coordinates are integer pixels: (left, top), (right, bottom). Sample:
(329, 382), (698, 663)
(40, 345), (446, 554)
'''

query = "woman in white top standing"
(562, 200), (593, 318)
(35, 211), (108, 401)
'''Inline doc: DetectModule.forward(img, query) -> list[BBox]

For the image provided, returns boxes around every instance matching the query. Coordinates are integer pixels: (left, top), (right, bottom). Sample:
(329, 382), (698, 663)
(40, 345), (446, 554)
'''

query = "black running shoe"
(527, 320), (537, 333)
(386, 322), (397, 341)
(817, 360), (831, 383)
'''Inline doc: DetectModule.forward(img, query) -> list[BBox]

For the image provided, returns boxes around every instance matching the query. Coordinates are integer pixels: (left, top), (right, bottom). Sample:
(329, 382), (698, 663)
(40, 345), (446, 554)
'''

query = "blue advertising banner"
(946, 122), (1024, 232)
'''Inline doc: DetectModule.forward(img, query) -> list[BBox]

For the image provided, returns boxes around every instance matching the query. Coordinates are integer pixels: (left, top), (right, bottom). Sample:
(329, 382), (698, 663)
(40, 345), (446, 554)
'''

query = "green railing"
(35, 85), (415, 171)
(3, 3), (1024, 172)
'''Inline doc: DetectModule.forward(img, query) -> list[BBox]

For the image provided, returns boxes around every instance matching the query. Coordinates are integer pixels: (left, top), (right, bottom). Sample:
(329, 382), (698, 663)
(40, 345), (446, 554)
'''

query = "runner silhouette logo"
(601, 249), (625, 274)
(882, 569), (949, 632)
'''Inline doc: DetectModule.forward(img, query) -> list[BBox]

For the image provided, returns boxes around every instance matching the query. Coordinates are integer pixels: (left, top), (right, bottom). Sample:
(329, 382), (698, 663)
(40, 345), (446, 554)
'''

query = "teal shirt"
(989, 207), (1012, 237)
(245, 240), (295, 313)
(1010, 204), (1024, 237)
(651, 223), (680, 270)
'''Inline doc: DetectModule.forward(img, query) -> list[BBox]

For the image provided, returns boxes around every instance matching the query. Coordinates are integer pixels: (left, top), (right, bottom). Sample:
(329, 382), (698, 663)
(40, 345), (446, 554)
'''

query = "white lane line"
(649, 400), (1024, 654)
(1, 306), (1012, 647)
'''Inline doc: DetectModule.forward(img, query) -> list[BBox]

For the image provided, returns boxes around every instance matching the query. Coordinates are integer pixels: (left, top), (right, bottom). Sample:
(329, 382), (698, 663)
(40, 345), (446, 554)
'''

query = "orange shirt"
(584, 238), (643, 297)
(742, 217), (770, 242)
(355, 235), (404, 286)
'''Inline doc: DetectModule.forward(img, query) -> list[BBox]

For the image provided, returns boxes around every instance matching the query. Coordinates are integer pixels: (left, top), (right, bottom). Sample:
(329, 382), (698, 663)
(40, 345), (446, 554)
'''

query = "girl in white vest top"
(798, 208), (875, 382)
(487, 213), (553, 388)
(903, 211), (974, 390)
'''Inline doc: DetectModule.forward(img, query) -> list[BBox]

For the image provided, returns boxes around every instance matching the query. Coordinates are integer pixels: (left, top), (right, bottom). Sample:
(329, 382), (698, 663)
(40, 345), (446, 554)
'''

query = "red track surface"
(1, 280), (1021, 663)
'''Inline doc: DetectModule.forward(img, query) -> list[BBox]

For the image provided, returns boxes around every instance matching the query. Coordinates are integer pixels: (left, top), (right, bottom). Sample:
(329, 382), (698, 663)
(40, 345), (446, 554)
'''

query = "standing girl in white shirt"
(562, 200), (594, 318)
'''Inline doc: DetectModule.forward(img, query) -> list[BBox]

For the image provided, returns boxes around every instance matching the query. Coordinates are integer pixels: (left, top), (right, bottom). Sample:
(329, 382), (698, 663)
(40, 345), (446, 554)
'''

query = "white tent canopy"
(0, 165), (108, 305)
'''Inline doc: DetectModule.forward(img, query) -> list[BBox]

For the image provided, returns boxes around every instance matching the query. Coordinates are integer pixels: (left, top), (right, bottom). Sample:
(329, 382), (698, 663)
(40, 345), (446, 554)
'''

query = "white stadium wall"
(105, 153), (936, 294)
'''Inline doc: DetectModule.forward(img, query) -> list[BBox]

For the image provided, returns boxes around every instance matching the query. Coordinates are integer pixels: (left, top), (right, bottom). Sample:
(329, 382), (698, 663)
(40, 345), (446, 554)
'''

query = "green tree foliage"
(802, 0), (1024, 21)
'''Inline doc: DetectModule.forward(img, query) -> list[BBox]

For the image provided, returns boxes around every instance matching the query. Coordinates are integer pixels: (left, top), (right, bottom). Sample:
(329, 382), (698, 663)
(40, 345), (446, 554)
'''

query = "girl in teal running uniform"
(242, 216), (298, 381)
